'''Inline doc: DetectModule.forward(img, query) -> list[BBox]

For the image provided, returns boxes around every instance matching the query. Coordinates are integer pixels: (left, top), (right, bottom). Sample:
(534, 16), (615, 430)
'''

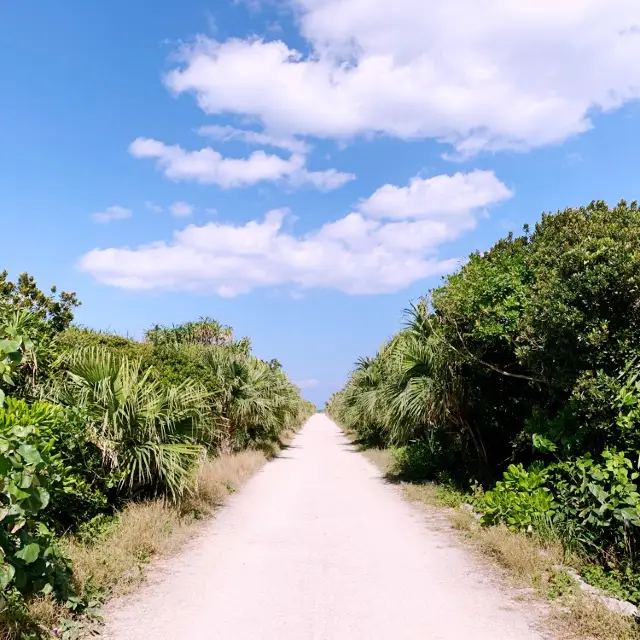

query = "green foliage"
(481, 464), (556, 532)
(144, 317), (234, 348)
(0, 272), (79, 337)
(390, 436), (454, 481)
(0, 272), (80, 398)
(581, 564), (640, 605)
(0, 399), (110, 530)
(433, 484), (468, 508)
(136, 320), (311, 453)
(54, 327), (151, 362)
(329, 199), (640, 589)
(615, 360), (640, 452)
(55, 347), (208, 501)
(0, 318), (31, 407)
(519, 200), (640, 388)
(200, 347), (303, 450)
(0, 422), (71, 598)
(546, 569), (576, 601)
(0, 274), (311, 637)
(551, 450), (640, 563)
(74, 514), (119, 546)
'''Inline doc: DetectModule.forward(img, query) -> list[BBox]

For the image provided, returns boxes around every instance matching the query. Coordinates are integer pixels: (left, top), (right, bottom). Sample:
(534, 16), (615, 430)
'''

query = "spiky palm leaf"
(57, 347), (208, 500)
(200, 347), (307, 448)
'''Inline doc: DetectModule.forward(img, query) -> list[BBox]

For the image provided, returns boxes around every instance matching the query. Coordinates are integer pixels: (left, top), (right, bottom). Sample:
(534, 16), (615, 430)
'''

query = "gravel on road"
(103, 414), (547, 640)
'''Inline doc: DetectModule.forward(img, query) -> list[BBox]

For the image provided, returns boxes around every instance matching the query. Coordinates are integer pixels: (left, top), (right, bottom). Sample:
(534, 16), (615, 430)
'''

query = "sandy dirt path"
(104, 414), (547, 639)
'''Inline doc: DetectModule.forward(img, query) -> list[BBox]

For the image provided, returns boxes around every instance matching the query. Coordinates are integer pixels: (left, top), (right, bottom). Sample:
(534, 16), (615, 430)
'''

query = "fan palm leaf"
(56, 346), (208, 500)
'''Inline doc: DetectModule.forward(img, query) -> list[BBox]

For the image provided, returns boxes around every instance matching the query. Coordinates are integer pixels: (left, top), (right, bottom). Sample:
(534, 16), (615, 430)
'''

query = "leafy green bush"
(390, 436), (454, 481)
(0, 399), (112, 531)
(145, 318), (234, 347)
(615, 360), (640, 452)
(0, 422), (71, 598)
(0, 317), (32, 407)
(1, 272), (80, 399)
(581, 564), (640, 605)
(74, 514), (119, 546)
(328, 199), (640, 589)
(0, 272), (312, 636)
(54, 326), (151, 362)
(480, 464), (556, 532)
(551, 450), (640, 564)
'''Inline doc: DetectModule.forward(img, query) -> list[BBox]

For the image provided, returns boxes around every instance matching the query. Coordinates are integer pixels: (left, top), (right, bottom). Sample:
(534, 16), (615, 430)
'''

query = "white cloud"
(145, 201), (163, 213)
(169, 201), (195, 217)
(565, 151), (585, 166)
(91, 205), (132, 224)
(78, 170), (511, 296)
(357, 171), (512, 220)
(198, 124), (309, 154)
(164, 1), (640, 155)
(129, 137), (354, 190)
(295, 379), (319, 389)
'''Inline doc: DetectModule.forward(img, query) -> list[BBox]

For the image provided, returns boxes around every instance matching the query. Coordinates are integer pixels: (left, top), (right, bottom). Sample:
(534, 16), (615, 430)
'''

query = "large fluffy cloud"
(78, 170), (512, 296)
(164, 0), (640, 155)
(358, 171), (512, 220)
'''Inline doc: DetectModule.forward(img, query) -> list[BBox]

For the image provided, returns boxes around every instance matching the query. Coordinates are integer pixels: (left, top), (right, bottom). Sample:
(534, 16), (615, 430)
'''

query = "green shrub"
(391, 436), (453, 481)
(581, 564), (640, 605)
(551, 450), (640, 565)
(0, 398), (112, 531)
(56, 347), (208, 501)
(0, 421), (71, 598)
(54, 326), (151, 362)
(0, 317), (31, 407)
(481, 463), (556, 532)
(0, 272), (79, 398)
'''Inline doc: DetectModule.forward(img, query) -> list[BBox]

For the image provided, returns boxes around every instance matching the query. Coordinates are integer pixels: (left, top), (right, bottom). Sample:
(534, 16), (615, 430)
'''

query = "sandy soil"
(103, 414), (548, 639)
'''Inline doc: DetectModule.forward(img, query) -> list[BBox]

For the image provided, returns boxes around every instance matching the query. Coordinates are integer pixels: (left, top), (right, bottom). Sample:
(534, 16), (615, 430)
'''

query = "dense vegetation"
(328, 200), (640, 602)
(0, 271), (314, 635)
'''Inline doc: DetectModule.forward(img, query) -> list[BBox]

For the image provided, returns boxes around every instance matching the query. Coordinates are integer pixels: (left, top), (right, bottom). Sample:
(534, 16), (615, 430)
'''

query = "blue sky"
(3, 0), (640, 406)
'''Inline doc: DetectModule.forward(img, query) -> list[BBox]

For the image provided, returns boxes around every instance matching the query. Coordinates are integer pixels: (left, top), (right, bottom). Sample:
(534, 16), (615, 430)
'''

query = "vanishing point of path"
(104, 415), (546, 640)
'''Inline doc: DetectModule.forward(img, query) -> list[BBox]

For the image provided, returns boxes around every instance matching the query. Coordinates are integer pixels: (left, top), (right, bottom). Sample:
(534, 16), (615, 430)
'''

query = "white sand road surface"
(103, 414), (548, 640)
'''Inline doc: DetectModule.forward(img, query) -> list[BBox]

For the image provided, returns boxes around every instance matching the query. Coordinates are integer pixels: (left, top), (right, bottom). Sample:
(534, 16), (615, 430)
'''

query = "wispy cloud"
(169, 201), (194, 217)
(91, 205), (132, 224)
(565, 152), (584, 166)
(295, 379), (319, 389)
(198, 124), (309, 155)
(145, 201), (163, 213)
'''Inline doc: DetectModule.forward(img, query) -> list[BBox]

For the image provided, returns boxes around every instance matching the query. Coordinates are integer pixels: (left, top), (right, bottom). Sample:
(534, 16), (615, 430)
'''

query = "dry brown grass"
(474, 525), (563, 581)
(401, 482), (440, 505)
(556, 596), (640, 640)
(189, 450), (267, 511)
(401, 481), (467, 508)
(361, 447), (393, 473)
(460, 520), (640, 639)
(0, 596), (63, 640)
(64, 449), (269, 600)
(62, 500), (190, 598)
(449, 507), (477, 531)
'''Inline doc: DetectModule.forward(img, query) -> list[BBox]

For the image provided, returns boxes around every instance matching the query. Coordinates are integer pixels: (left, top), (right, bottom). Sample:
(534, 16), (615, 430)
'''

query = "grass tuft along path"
(103, 415), (546, 640)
